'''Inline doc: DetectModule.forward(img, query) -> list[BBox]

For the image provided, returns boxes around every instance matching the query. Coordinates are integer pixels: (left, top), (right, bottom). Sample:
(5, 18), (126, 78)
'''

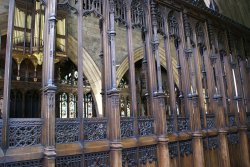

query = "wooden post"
(42, 0), (57, 166)
(2, 0), (15, 152)
(230, 36), (250, 167)
(182, 11), (205, 167)
(150, 3), (170, 166)
(177, 11), (191, 118)
(107, 1), (122, 166)
(77, 0), (84, 141)
(211, 24), (231, 167)
(144, 0), (157, 116)
(125, 0), (138, 136)
(161, 9), (178, 131)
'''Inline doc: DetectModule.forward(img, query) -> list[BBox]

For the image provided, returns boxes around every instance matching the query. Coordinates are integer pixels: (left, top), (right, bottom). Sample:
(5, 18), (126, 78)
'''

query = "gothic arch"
(116, 46), (179, 86)
(68, 35), (102, 116)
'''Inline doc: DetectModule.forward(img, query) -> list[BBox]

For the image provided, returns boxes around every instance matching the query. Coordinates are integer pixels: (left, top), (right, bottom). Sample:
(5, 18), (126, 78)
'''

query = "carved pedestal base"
(239, 127), (250, 167)
(157, 136), (170, 167)
(43, 146), (56, 167)
(218, 129), (231, 167)
(192, 132), (205, 167)
(110, 142), (122, 167)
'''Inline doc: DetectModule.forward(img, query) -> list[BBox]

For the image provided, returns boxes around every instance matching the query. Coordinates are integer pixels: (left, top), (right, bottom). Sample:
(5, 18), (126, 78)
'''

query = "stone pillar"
(42, 0), (57, 166)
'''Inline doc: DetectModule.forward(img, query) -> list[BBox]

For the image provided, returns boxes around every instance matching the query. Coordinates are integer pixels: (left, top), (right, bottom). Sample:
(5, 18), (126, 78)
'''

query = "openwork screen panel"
(56, 155), (82, 167)
(180, 140), (192, 156)
(177, 117), (190, 132)
(0, 119), (2, 146)
(138, 145), (157, 165)
(204, 136), (219, 150)
(166, 116), (174, 134)
(9, 119), (42, 147)
(83, 118), (107, 141)
(138, 117), (154, 136)
(84, 152), (109, 167)
(56, 118), (80, 143)
(5, 159), (42, 167)
(169, 142), (178, 159)
(228, 114), (237, 127)
(228, 133), (239, 145)
(122, 148), (138, 167)
(121, 117), (134, 138)
(206, 114), (216, 129)
(247, 112), (250, 125)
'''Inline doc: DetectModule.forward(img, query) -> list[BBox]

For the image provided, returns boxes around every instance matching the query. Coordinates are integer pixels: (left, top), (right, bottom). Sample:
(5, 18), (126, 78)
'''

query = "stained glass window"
(59, 93), (68, 118)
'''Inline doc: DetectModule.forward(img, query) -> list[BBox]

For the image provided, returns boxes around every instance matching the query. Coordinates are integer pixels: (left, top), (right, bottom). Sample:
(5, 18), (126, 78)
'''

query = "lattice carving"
(228, 133), (239, 145)
(177, 117), (190, 132)
(206, 114), (216, 129)
(200, 115), (205, 129)
(139, 145), (157, 165)
(9, 119), (42, 147)
(56, 118), (80, 144)
(138, 117), (154, 136)
(83, 118), (108, 141)
(0, 120), (2, 147)
(166, 117), (174, 134)
(121, 117), (134, 138)
(114, 0), (127, 26)
(169, 142), (178, 159)
(56, 155), (82, 167)
(84, 151), (110, 167)
(208, 136), (219, 150)
(131, 0), (146, 29)
(246, 113), (250, 125)
(196, 22), (205, 49)
(82, 0), (103, 17)
(5, 159), (42, 167)
(180, 140), (192, 156)
(228, 114), (237, 127)
(122, 148), (138, 167)
(203, 138), (208, 150)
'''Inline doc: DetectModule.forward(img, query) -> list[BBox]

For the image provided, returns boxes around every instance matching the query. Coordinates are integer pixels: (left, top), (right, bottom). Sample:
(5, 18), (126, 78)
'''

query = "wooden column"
(42, 0), (57, 166)
(103, 0), (111, 118)
(161, 9), (178, 131)
(2, 0), (15, 152)
(177, 11), (191, 118)
(125, 1), (138, 135)
(144, 0), (157, 116)
(191, 22), (207, 129)
(231, 36), (250, 167)
(150, 3), (170, 167)
(107, 1), (122, 166)
(182, 12), (204, 167)
(211, 24), (231, 167)
(241, 39), (250, 113)
(77, 0), (84, 141)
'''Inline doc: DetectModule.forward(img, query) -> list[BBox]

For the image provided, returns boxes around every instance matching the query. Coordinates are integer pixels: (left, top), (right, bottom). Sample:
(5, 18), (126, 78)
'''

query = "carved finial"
(227, 31), (234, 53)
(183, 12), (191, 38)
(207, 23), (214, 46)
(150, 1), (157, 26)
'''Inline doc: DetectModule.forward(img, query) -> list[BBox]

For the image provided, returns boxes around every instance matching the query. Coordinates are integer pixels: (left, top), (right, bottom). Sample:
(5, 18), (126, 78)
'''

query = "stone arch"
(68, 36), (103, 116)
(116, 46), (179, 85)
